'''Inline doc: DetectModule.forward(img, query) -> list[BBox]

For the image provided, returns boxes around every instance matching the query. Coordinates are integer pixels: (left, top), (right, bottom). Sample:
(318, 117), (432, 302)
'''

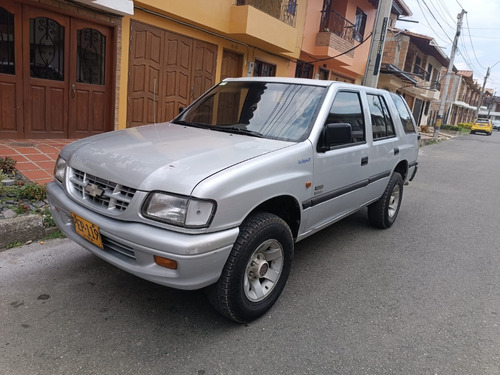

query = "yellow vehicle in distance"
(470, 118), (493, 135)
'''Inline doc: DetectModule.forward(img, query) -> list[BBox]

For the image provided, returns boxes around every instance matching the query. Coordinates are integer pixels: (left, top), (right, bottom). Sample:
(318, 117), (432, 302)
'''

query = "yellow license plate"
(71, 213), (103, 249)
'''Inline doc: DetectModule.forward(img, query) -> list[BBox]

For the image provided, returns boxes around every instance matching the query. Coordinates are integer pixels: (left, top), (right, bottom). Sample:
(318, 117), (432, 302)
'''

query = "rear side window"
(326, 91), (366, 144)
(367, 94), (395, 139)
(390, 93), (416, 134)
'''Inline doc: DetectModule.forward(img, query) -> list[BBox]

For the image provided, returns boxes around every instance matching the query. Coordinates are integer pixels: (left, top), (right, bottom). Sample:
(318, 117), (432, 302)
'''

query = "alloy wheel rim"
(388, 185), (401, 218)
(244, 239), (284, 302)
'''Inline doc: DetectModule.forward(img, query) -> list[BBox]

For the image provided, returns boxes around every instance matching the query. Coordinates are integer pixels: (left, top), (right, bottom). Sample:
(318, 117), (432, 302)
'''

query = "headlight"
(143, 192), (216, 228)
(54, 156), (67, 183)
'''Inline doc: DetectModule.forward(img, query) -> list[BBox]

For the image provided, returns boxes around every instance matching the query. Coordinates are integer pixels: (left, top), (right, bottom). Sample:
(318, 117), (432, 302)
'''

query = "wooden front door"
(0, 1), (23, 138)
(0, 2), (113, 139)
(23, 7), (70, 138)
(68, 20), (113, 138)
(127, 21), (217, 127)
(218, 50), (243, 124)
(221, 49), (243, 80)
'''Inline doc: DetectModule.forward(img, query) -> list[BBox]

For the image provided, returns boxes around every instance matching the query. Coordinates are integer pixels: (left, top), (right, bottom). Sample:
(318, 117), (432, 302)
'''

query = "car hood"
(62, 122), (292, 193)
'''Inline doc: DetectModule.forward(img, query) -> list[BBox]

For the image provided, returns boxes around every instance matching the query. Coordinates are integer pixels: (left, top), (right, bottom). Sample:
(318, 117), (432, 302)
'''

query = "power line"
(419, 0), (454, 42)
(414, 0), (453, 45)
(463, 13), (487, 70)
(429, 0), (456, 28)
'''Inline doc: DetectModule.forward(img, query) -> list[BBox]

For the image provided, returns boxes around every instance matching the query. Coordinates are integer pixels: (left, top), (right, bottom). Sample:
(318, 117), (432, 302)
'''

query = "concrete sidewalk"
(419, 128), (461, 146)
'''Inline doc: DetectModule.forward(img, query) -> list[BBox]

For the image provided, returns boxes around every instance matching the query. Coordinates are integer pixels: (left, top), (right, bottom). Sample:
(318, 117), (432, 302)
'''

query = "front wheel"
(207, 212), (294, 323)
(368, 172), (403, 229)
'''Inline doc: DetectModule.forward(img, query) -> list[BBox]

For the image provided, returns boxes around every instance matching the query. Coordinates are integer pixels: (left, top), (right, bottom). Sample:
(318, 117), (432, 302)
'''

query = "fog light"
(154, 256), (178, 270)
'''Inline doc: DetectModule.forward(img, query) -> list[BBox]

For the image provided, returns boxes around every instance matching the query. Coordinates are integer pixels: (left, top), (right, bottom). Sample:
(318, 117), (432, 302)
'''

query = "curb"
(0, 214), (56, 250)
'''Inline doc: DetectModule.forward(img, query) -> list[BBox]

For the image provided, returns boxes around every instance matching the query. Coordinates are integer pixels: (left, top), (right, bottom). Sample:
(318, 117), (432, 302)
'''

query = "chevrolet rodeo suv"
(47, 77), (419, 323)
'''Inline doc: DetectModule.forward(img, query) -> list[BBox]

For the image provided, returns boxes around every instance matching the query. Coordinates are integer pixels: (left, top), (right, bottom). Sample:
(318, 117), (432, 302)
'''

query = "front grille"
(70, 168), (137, 213)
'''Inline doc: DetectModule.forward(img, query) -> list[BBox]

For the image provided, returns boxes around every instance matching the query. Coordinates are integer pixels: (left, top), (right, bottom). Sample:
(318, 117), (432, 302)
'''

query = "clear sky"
(396, 0), (500, 94)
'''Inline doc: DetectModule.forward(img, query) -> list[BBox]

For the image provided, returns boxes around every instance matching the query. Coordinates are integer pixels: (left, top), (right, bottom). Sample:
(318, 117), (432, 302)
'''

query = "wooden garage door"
(127, 21), (217, 127)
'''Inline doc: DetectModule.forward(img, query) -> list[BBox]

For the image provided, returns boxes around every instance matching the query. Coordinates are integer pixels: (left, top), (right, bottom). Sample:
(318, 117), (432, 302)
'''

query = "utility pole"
(475, 67), (490, 118)
(487, 90), (496, 117)
(362, 0), (393, 88)
(433, 9), (466, 140)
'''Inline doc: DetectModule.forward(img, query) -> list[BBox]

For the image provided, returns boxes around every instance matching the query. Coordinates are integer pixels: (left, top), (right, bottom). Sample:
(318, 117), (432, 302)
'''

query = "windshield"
(174, 81), (326, 142)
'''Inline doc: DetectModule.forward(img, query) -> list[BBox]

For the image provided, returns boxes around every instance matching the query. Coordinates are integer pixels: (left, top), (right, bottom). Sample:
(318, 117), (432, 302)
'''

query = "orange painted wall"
(300, 0), (377, 82)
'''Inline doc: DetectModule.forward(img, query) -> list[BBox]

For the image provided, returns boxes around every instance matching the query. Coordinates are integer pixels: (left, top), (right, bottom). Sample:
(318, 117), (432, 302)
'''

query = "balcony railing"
(430, 81), (441, 91)
(237, 0), (297, 27)
(320, 10), (361, 44)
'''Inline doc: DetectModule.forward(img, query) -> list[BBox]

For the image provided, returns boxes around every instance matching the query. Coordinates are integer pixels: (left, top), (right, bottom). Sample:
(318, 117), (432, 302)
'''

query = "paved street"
(1, 132), (499, 375)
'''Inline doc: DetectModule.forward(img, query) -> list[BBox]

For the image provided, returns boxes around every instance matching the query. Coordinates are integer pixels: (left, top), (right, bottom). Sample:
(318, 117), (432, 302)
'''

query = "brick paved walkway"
(0, 139), (76, 184)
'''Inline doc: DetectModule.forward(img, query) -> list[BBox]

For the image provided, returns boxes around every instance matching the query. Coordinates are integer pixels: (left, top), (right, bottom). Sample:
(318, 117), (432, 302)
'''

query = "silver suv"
(47, 77), (419, 323)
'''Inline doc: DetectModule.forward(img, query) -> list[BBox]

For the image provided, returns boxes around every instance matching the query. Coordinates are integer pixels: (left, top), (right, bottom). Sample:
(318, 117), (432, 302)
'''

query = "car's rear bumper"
(471, 127), (492, 133)
(47, 181), (238, 290)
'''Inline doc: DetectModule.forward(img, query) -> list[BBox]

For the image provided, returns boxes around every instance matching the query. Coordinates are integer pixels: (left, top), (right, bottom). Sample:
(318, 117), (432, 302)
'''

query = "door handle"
(394, 147), (400, 155)
(71, 84), (76, 98)
(361, 156), (368, 166)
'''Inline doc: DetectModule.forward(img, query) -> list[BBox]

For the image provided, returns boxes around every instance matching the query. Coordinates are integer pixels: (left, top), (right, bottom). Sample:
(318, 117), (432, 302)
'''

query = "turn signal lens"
(154, 256), (178, 270)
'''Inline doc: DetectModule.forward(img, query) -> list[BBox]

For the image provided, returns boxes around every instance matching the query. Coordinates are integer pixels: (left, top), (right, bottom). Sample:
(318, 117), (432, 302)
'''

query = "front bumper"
(46, 182), (238, 290)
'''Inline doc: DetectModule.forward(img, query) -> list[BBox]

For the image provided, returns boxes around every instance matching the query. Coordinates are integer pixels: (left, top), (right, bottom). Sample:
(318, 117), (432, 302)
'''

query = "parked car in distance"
(491, 120), (500, 131)
(470, 118), (493, 135)
(47, 77), (419, 323)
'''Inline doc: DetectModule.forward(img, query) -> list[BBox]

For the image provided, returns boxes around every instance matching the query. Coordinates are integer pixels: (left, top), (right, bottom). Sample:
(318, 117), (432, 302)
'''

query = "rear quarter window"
(390, 93), (417, 134)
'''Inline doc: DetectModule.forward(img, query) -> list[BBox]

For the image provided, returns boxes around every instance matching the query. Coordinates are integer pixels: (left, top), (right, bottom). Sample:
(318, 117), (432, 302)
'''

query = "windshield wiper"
(215, 127), (264, 138)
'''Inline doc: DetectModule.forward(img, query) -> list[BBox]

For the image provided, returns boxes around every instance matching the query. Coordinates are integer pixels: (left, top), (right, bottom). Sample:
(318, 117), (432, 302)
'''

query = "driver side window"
(325, 91), (366, 146)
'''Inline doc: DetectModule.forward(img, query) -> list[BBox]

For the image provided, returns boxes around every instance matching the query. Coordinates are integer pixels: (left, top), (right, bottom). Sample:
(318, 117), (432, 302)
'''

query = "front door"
(0, 1), (23, 138)
(0, 2), (113, 139)
(23, 7), (70, 138)
(69, 19), (113, 138)
(306, 90), (370, 233)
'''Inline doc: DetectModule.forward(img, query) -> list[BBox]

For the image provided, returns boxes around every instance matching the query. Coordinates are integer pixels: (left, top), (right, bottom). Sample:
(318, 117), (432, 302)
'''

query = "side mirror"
(320, 123), (352, 151)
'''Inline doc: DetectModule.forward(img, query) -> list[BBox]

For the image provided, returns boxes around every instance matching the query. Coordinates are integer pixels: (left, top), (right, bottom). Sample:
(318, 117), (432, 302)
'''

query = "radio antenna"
(153, 77), (157, 124)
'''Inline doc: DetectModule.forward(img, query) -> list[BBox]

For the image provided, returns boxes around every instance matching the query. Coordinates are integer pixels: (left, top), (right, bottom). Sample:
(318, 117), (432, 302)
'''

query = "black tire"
(207, 212), (293, 323)
(368, 172), (403, 229)
(470, 130), (475, 134)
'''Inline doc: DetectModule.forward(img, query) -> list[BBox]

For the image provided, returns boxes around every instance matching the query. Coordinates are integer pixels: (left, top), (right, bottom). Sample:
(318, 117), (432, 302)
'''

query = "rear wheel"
(368, 172), (403, 229)
(207, 212), (293, 323)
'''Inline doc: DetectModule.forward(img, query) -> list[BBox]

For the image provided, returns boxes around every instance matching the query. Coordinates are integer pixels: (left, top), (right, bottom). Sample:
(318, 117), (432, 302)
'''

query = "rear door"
(363, 91), (399, 201)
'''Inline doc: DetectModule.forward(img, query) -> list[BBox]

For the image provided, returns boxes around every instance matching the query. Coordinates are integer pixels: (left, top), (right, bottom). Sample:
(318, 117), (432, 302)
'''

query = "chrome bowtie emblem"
(84, 183), (104, 198)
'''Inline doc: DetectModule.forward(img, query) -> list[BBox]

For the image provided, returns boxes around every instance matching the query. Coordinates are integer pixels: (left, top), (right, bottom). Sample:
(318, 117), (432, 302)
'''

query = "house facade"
(479, 94), (500, 120)
(444, 70), (481, 125)
(378, 28), (448, 127)
(0, 0), (306, 138)
(296, 0), (411, 84)
(121, 0), (307, 128)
